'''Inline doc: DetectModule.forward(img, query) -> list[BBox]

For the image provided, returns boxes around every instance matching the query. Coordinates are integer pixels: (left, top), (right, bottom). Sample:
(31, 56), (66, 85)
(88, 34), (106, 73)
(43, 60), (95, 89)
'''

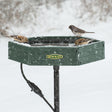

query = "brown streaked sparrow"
(8, 35), (28, 43)
(75, 38), (94, 46)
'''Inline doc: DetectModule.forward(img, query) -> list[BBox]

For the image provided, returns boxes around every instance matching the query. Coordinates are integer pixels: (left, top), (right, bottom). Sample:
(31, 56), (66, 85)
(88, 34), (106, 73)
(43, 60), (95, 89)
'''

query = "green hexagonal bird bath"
(8, 36), (105, 112)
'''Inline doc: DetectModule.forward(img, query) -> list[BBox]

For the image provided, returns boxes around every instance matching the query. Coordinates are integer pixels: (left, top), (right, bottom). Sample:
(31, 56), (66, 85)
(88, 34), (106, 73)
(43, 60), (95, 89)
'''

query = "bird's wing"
(75, 27), (86, 33)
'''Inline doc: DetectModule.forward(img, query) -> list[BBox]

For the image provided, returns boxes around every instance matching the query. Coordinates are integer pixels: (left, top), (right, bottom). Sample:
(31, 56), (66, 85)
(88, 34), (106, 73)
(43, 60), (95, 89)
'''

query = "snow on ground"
(0, 1), (112, 112)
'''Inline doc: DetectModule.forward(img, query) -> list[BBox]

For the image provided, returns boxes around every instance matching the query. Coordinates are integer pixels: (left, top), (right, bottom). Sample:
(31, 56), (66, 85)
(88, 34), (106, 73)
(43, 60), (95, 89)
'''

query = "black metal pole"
(53, 66), (60, 112)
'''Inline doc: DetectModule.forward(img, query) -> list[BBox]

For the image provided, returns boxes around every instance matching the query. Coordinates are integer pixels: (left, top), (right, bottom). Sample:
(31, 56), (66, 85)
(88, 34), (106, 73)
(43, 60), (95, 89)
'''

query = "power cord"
(20, 63), (54, 112)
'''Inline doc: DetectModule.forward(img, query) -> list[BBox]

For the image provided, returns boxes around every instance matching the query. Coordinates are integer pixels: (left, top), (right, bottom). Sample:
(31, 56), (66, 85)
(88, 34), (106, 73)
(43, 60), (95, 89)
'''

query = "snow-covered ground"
(0, 1), (112, 112)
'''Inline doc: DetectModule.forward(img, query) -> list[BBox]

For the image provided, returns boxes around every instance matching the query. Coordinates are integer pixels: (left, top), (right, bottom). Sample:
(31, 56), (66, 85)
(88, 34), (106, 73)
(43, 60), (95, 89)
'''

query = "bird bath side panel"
(77, 41), (105, 65)
(8, 42), (30, 64)
(28, 47), (78, 65)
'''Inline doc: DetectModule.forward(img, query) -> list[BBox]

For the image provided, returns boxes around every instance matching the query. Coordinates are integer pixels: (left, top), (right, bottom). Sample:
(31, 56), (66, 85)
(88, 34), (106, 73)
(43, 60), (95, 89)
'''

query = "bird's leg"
(76, 33), (82, 37)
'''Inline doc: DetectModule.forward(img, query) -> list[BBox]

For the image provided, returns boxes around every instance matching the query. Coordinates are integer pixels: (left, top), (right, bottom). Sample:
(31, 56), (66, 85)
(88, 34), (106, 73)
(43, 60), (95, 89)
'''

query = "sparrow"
(74, 38), (94, 46)
(69, 25), (94, 37)
(8, 35), (28, 43)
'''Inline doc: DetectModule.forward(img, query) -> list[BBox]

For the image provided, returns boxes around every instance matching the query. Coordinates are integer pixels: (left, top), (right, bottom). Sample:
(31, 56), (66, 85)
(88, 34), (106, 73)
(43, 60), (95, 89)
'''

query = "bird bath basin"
(8, 36), (105, 66)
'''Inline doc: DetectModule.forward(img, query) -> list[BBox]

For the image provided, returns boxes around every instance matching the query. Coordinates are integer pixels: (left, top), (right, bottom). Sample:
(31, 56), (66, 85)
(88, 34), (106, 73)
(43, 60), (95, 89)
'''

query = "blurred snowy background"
(0, 0), (112, 112)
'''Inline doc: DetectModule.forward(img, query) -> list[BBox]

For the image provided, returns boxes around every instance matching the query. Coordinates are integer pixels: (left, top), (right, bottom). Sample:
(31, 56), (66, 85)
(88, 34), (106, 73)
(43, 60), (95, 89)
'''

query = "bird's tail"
(88, 39), (97, 43)
(86, 32), (95, 33)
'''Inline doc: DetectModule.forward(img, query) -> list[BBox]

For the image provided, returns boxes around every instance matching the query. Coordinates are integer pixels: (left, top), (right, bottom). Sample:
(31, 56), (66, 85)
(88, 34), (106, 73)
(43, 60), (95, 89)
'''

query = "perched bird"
(74, 38), (94, 46)
(69, 25), (94, 37)
(8, 35), (28, 43)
